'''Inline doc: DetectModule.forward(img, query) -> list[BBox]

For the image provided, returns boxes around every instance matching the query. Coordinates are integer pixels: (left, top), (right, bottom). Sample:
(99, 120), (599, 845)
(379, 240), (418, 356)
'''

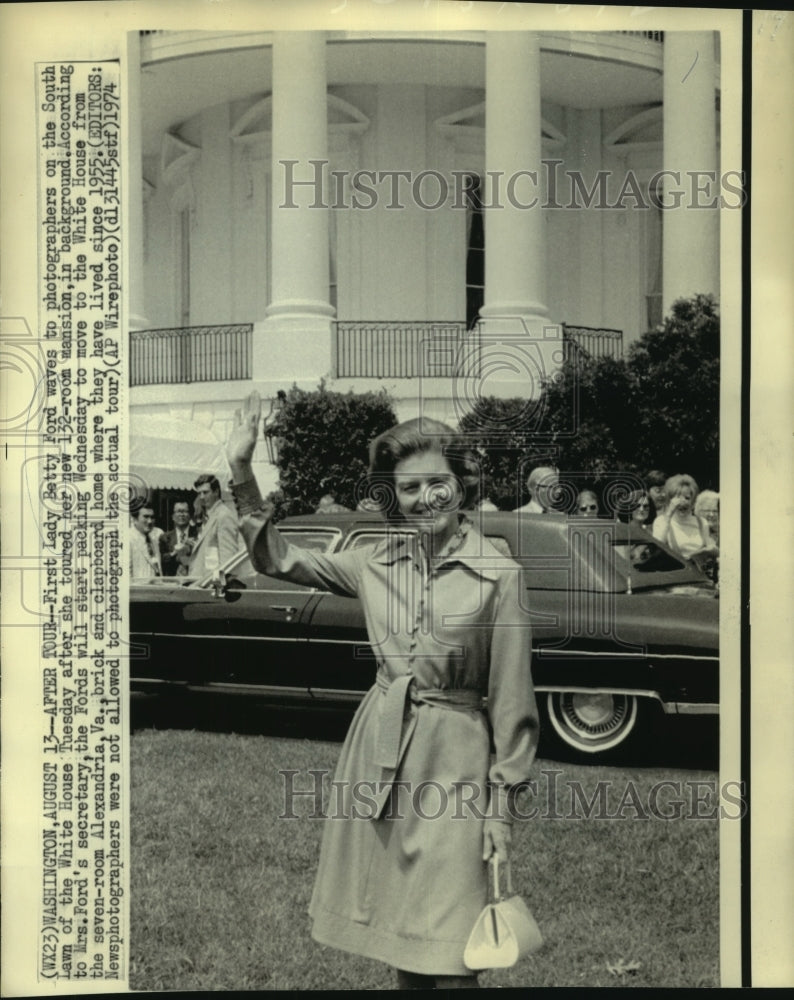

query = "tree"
(457, 396), (554, 509)
(463, 294), (720, 506)
(536, 353), (636, 482)
(626, 293), (720, 489)
(264, 381), (398, 518)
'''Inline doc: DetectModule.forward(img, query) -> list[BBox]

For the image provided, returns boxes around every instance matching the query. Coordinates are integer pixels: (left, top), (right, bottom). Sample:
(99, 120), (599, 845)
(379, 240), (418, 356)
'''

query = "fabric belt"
(373, 671), (484, 771)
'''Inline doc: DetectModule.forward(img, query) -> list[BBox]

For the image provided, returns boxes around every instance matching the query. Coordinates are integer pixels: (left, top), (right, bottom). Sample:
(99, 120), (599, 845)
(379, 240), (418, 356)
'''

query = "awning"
(130, 413), (231, 491)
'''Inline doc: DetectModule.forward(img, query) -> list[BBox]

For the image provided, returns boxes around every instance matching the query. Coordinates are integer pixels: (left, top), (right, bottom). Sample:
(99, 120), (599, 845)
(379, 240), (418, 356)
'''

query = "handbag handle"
(490, 855), (515, 902)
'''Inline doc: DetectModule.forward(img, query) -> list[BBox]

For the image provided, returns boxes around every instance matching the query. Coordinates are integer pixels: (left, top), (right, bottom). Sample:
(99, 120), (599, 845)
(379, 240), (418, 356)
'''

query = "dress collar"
(372, 516), (504, 581)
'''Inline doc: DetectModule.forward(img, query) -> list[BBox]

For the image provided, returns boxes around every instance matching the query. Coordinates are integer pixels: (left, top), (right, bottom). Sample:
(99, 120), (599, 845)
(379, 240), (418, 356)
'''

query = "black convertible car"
(130, 511), (718, 757)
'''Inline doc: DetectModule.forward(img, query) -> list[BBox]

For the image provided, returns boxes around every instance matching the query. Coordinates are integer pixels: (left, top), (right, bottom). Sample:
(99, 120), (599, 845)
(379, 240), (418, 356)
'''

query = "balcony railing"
(562, 324), (623, 362)
(129, 320), (622, 386)
(334, 321), (474, 379)
(130, 324), (252, 386)
(335, 321), (623, 378)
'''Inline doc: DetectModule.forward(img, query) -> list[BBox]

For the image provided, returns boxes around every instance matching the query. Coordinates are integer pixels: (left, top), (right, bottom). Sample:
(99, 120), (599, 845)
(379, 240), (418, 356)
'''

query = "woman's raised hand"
(226, 391), (263, 474)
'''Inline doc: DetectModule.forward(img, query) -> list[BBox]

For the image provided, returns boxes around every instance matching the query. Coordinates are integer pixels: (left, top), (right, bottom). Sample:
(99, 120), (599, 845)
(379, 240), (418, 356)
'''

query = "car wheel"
(545, 691), (641, 755)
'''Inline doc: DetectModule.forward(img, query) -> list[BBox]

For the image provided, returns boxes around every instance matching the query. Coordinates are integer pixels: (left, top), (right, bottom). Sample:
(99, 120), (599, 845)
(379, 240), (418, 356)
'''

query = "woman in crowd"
(617, 489), (656, 529)
(575, 488), (600, 517)
(694, 490), (719, 547)
(644, 469), (668, 514)
(226, 392), (538, 990)
(693, 490), (720, 584)
(652, 473), (717, 563)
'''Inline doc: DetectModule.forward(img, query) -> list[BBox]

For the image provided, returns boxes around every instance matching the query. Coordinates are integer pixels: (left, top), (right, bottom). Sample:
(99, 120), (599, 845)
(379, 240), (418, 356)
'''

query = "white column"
(257, 31), (333, 383)
(475, 31), (559, 403)
(482, 31), (547, 320)
(123, 32), (148, 331)
(662, 31), (718, 313)
(192, 104), (233, 322)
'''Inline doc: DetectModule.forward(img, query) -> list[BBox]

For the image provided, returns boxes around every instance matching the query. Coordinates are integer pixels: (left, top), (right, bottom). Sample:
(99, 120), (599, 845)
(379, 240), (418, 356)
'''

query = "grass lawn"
(129, 703), (720, 991)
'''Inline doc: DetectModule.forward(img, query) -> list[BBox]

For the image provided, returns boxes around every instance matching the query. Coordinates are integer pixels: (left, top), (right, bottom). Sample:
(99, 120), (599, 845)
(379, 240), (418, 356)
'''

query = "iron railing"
(562, 324), (623, 361)
(130, 324), (253, 386)
(334, 321), (475, 379)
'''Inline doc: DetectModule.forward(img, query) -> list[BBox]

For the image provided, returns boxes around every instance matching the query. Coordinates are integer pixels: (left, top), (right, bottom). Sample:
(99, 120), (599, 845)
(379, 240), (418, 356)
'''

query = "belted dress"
(239, 512), (539, 976)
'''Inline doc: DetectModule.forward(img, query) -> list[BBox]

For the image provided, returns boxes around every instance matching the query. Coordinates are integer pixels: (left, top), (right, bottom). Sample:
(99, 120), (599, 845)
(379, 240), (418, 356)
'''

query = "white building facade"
(130, 29), (722, 494)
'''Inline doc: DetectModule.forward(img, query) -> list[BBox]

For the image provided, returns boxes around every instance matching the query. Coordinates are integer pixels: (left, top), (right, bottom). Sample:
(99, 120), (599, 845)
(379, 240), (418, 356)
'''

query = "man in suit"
(514, 465), (560, 514)
(159, 500), (198, 576)
(185, 473), (241, 577)
(129, 506), (163, 578)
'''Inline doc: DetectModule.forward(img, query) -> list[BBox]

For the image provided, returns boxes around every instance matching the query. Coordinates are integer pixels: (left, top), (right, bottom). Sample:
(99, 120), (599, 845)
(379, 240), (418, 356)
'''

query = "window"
(329, 205), (338, 312)
(464, 175), (485, 330)
(342, 530), (413, 552)
(279, 528), (341, 553)
(645, 196), (663, 330)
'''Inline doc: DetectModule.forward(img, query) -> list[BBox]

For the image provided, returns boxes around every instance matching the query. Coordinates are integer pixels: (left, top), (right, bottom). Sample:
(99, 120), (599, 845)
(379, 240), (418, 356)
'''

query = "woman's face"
(671, 485), (695, 515)
(632, 495), (651, 523)
(649, 484), (667, 509)
(698, 499), (719, 526)
(393, 450), (462, 541)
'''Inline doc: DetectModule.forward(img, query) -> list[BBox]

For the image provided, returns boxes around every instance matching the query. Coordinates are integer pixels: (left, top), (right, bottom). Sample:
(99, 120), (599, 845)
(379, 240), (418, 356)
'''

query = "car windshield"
(610, 539), (687, 574)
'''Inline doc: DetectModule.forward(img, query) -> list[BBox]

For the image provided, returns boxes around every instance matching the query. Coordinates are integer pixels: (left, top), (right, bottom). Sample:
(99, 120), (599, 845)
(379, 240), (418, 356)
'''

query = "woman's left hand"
(482, 820), (511, 862)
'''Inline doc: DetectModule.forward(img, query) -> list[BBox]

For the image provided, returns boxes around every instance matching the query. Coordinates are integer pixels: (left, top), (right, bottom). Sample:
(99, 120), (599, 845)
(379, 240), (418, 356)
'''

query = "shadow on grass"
(132, 692), (718, 770)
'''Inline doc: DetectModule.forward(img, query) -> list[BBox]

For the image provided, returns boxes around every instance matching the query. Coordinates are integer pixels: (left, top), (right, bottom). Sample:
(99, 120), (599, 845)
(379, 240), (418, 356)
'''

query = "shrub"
(264, 381), (398, 517)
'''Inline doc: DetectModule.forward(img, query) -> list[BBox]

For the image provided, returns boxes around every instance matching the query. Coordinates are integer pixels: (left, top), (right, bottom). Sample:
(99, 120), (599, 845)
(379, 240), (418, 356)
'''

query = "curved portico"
(131, 28), (722, 491)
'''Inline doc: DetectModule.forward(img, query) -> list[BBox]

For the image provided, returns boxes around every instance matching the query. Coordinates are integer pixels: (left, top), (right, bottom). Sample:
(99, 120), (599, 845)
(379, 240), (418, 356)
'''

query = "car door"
(129, 577), (243, 690)
(129, 527), (343, 696)
(201, 526), (344, 695)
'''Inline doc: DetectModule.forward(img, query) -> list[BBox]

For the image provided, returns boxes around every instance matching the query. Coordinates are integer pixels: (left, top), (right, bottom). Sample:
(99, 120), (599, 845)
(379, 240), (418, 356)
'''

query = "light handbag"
(463, 855), (543, 970)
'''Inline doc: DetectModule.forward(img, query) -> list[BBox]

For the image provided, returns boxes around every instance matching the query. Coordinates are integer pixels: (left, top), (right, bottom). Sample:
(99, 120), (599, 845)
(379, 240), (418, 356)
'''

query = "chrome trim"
(145, 631), (308, 642)
(130, 678), (718, 715)
(187, 683), (311, 697)
(308, 687), (369, 701)
(536, 684), (664, 702)
(536, 685), (719, 716)
(538, 648), (718, 662)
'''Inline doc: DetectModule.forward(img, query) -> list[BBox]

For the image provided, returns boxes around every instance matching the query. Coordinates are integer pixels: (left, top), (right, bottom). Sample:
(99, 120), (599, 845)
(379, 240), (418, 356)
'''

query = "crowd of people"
(130, 464), (719, 584)
(499, 464), (719, 579)
(129, 473), (242, 579)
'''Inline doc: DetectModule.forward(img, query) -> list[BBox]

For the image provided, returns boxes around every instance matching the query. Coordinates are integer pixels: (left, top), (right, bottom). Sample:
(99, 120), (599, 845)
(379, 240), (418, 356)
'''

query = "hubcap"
(547, 692), (639, 753)
(565, 692), (627, 733)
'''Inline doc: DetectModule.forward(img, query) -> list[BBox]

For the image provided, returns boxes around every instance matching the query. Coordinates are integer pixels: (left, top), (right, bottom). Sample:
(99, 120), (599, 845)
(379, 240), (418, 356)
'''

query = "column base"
(264, 299), (336, 320)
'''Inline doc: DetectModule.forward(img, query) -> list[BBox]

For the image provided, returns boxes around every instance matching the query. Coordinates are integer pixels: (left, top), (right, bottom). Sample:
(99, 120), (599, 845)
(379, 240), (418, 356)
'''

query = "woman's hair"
(365, 417), (481, 515)
(694, 490), (719, 517)
(645, 469), (667, 489)
(664, 473), (699, 500)
(617, 489), (657, 524)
